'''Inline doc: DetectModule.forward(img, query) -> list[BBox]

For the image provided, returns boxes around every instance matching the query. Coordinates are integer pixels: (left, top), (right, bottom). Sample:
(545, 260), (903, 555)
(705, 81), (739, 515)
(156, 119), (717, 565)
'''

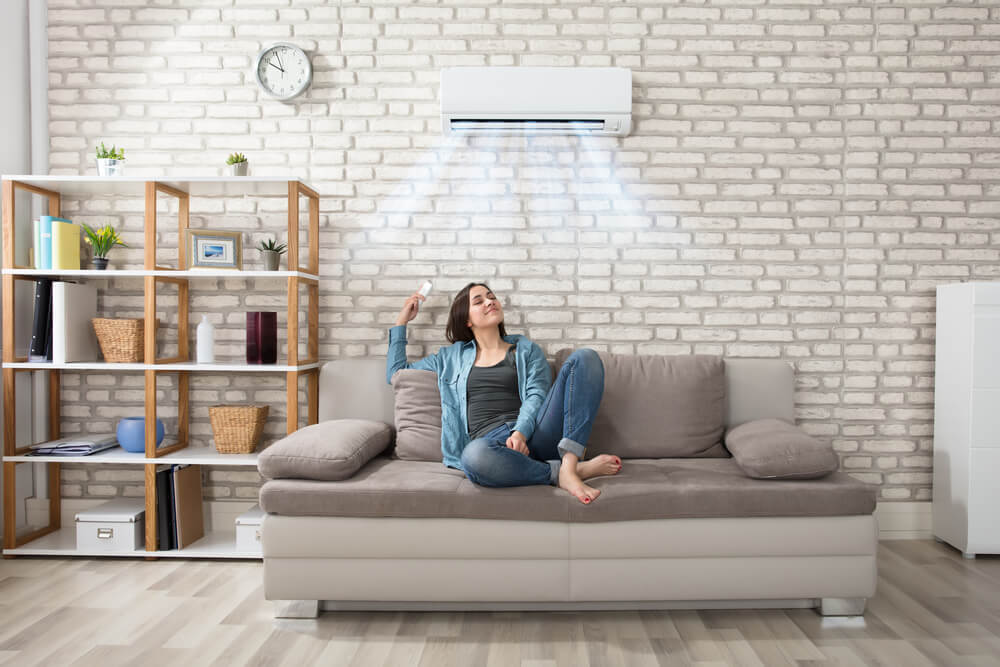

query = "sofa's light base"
(820, 597), (867, 616)
(274, 599), (320, 619)
(265, 598), (867, 618)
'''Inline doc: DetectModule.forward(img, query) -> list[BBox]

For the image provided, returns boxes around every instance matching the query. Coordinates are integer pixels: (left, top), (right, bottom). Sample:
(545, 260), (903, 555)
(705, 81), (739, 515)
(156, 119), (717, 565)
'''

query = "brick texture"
(43, 0), (1000, 503)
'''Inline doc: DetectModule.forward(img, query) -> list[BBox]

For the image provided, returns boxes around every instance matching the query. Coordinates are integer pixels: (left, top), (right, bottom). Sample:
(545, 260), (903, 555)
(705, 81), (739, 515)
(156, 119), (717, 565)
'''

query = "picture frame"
(186, 229), (242, 270)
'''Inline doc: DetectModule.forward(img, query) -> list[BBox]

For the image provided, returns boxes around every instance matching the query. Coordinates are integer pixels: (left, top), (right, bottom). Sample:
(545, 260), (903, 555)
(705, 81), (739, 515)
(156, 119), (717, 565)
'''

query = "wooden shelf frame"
(1, 177), (321, 558)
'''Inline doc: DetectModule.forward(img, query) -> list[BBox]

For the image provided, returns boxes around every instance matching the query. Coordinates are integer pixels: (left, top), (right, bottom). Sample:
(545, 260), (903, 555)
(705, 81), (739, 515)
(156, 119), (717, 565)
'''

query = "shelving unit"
(1, 175), (321, 559)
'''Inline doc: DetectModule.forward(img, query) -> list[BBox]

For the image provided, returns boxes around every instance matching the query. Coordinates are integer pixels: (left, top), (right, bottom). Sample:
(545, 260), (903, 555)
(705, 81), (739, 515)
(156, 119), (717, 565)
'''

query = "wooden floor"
(0, 540), (998, 666)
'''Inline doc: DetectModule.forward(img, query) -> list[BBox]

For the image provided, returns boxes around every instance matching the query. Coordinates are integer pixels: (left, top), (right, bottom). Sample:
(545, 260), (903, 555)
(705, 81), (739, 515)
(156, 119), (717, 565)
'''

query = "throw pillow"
(257, 419), (392, 480)
(391, 369), (443, 461)
(724, 418), (839, 480)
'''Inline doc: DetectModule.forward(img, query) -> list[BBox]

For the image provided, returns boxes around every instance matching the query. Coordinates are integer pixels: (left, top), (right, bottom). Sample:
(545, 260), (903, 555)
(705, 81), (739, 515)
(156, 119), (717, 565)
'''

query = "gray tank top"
(466, 347), (521, 439)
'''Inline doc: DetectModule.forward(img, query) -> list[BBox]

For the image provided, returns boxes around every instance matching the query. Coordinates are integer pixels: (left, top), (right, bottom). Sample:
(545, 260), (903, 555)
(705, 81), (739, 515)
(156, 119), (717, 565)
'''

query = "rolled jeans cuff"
(557, 437), (586, 459)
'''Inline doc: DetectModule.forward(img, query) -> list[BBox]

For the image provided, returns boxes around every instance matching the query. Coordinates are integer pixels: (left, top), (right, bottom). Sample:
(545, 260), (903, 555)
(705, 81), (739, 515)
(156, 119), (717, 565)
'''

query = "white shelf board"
(2, 361), (321, 372)
(2, 268), (319, 280)
(4, 445), (259, 466)
(2, 526), (261, 559)
(2, 175), (312, 197)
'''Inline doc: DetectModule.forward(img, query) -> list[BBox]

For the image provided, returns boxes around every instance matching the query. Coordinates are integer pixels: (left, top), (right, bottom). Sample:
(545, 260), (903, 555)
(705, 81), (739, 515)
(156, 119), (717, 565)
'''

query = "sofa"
(257, 353), (877, 619)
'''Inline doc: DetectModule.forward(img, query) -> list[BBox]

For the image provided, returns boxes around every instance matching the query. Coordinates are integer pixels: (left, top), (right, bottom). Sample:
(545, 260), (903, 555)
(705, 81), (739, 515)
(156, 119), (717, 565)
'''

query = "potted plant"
(81, 223), (127, 270)
(95, 142), (125, 176)
(226, 152), (249, 176)
(258, 238), (286, 271)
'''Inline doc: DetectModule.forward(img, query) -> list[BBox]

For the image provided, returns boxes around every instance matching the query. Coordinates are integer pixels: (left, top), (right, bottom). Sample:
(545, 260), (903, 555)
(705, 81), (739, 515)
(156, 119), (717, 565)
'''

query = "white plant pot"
(228, 162), (249, 176)
(96, 158), (124, 176)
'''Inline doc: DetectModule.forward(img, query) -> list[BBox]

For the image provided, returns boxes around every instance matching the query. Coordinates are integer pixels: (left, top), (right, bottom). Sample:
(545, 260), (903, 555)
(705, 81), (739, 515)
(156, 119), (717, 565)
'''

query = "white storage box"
(235, 505), (265, 553)
(75, 498), (145, 552)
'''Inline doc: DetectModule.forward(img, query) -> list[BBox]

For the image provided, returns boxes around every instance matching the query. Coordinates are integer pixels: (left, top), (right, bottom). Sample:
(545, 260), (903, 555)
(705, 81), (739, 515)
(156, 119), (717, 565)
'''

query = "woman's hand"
(506, 430), (529, 455)
(394, 286), (427, 327)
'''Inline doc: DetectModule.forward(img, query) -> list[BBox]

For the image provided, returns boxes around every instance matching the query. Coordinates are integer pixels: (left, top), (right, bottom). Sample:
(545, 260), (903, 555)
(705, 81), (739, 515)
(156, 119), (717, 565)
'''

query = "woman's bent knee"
(568, 348), (604, 383)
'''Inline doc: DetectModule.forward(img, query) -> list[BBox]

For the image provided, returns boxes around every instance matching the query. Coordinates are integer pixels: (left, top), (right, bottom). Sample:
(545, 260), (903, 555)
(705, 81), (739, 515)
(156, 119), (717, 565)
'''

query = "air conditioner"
(440, 67), (632, 137)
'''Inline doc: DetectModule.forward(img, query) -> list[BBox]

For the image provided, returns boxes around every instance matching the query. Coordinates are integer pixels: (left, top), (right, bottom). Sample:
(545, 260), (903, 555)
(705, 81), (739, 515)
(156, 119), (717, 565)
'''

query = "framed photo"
(187, 229), (242, 270)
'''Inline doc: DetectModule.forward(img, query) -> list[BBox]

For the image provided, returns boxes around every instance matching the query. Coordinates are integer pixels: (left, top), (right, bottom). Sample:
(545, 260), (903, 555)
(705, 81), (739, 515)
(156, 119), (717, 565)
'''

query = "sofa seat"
(259, 455), (876, 523)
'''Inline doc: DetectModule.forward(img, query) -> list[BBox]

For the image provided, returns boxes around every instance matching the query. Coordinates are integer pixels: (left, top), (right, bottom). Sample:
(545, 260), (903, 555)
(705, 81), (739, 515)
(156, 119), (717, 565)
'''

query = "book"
(50, 219), (81, 270)
(52, 281), (99, 364)
(28, 279), (51, 362)
(172, 465), (205, 549)
(33, 219), (41, 270)
(38, 216), (73, 270)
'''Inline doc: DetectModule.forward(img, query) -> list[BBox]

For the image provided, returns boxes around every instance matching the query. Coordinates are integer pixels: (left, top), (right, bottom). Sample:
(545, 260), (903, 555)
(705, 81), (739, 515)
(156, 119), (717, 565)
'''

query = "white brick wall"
(43, 0), (1000, 503)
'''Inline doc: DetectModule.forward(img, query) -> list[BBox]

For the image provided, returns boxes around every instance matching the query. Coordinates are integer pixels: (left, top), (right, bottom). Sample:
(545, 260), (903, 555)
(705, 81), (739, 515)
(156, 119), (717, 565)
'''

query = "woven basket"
(209, 405), (269, 454)
(92, 318), (153, 363)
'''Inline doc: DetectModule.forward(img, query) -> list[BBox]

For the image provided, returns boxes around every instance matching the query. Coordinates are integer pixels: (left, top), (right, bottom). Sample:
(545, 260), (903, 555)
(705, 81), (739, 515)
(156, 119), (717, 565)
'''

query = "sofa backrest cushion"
(391, 369), (443, 461)
(389, 361), (561, 461)
(555, 349), (728, 458)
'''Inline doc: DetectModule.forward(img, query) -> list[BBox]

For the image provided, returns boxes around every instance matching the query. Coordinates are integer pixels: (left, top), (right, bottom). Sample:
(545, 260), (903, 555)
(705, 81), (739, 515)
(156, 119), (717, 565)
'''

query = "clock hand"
(269, 60), (284, 73)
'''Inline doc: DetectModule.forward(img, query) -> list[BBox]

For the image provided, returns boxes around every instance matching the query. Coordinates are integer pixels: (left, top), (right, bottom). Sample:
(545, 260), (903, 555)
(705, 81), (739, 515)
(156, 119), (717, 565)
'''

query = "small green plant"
(81, 223), (127, 258)
(95, 142), (124, 160)
(226, 152), (248, 165)
(258, 238), (287, 255)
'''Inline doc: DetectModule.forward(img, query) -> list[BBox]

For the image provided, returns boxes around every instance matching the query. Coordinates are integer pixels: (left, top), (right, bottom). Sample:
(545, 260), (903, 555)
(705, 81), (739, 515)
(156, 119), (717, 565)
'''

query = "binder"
(28, 279), (51, 362)
(172, 465), (204, 549)
(51, 219), (81, 270)
(155, 465), (175, 550)
(51, 282), (99, 364)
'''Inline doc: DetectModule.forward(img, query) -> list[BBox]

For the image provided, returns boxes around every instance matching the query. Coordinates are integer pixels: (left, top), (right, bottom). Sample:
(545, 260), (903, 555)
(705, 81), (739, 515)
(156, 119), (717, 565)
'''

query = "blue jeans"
(459, 348), (605, 487)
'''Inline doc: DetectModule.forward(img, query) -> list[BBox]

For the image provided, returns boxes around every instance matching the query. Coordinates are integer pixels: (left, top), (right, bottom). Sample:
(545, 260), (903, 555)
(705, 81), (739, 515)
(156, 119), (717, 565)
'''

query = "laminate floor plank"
(0, 540), (997, 666)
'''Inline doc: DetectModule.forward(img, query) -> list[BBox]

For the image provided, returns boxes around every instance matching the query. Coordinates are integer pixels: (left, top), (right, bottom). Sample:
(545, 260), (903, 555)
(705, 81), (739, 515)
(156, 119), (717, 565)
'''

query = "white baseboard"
(874, 501), (932, 540)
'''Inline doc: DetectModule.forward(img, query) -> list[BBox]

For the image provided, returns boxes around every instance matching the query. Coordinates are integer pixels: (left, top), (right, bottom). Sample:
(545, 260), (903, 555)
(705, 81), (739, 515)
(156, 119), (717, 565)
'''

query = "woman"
(386, 282), (621, 504)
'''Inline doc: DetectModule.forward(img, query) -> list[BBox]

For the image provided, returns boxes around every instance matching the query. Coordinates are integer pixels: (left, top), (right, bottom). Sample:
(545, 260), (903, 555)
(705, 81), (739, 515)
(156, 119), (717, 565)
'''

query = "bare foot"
(558, 463), (601, 504)
(577, 454), (622, 481)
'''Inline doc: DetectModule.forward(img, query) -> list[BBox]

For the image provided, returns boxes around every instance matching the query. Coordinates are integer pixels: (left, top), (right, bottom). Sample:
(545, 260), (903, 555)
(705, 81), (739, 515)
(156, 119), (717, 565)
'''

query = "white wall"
(42, 0), (1000, 505)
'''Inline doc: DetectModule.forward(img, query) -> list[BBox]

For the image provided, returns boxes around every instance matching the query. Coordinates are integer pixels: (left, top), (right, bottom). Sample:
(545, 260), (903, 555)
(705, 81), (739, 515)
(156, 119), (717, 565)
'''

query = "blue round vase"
(116, 417), (165, 453)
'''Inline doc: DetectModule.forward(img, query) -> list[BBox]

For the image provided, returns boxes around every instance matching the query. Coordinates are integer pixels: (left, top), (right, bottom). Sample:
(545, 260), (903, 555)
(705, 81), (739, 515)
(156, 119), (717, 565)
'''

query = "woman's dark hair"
(446, 282), (508, 343)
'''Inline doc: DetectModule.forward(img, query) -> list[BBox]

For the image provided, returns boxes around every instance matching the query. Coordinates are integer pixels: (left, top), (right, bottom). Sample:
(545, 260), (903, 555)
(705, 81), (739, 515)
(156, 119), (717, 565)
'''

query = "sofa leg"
(819, 597), (866, 616)
(274, 600), (319, 619)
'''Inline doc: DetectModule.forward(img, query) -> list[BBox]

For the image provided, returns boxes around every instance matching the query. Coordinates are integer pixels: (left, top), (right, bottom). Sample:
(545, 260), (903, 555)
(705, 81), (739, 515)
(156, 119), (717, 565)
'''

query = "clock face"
(255, 43), (312, 101)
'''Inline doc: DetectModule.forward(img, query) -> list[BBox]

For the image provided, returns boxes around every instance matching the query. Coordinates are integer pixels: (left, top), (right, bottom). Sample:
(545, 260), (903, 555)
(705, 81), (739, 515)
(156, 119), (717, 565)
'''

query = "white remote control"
(418, 281), (433, 298)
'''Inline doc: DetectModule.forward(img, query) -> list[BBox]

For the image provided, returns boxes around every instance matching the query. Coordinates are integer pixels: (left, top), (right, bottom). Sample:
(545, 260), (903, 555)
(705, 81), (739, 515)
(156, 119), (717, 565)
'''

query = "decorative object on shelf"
(196, 314), (215, 363)
(254, 42), (313, 101)
(258, 237), (287, 271)
(116, 416), (166, 453)
(246, 311), (278, 364)
(209, 404), (269, 454)
(226, 152), (248, 176)
(81, 223), (127, 270)
(187, 228), (242, 270)
(92, 317), (155, 363)
(95, 142), (125, 176)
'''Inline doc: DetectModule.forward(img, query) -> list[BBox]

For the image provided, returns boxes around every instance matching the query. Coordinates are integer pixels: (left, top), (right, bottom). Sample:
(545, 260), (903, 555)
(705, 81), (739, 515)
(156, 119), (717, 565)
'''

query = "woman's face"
(466, 285), (504, 331)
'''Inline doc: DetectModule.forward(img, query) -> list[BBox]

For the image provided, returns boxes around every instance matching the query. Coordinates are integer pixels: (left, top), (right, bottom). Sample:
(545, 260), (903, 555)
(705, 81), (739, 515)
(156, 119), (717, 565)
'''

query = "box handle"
(97, 528), (114, 540)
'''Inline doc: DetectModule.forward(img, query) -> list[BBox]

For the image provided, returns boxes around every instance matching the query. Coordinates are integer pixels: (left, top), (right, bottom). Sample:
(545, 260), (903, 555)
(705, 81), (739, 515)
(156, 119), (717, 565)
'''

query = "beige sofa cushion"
(258, 419), (392, 481)
(555, 350), (728, 458)
(391, 369), (443, 461)
(725, 418), (839, 480)
(259, 456), (876, 522)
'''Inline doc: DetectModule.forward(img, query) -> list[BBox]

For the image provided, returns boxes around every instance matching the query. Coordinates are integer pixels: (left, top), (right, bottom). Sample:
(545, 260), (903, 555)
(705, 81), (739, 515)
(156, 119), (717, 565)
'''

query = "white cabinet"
(933, 282), (1000, 557)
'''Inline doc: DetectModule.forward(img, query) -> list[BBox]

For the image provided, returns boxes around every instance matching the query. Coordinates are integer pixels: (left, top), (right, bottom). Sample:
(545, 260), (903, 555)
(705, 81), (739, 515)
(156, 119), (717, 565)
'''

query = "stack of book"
(33, 215), (81, 270)
(28, 434), (119, 456)
(28, 279), (99, 364)
(155, 464), (205, 550)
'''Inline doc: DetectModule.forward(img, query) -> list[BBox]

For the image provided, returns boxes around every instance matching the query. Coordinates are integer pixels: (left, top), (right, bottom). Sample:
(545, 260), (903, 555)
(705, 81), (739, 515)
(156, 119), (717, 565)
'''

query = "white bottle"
(197, 315), (215, 364)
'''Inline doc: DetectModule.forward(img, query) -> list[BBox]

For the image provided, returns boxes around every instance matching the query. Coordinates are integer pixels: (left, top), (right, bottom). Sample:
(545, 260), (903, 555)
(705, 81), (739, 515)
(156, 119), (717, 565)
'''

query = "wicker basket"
(92, 318), (153, 363)
(209, 405), (269, 454)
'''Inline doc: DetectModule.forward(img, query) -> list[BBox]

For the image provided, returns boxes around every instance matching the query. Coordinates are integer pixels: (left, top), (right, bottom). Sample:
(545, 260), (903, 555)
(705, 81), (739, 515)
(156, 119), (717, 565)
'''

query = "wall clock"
(254, 42), (312, 101)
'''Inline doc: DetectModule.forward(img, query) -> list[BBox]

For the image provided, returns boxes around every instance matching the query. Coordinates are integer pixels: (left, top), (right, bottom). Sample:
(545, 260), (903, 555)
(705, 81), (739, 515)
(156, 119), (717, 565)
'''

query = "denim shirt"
(385, 325), (552, 469)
